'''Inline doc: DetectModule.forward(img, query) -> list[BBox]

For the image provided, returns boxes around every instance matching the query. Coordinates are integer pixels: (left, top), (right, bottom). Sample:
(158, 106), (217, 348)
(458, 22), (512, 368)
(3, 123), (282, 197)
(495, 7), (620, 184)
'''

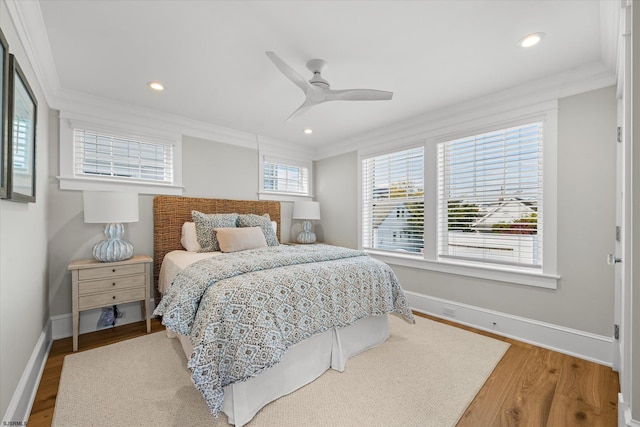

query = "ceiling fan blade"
(285, 97), (321, 122)
(325, 88), (393, 101)
(266, 51), (310, 93)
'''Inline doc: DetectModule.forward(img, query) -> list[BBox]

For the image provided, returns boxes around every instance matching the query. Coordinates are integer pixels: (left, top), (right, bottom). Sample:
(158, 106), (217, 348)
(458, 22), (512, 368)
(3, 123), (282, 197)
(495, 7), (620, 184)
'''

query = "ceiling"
(36, 1), (616, 151)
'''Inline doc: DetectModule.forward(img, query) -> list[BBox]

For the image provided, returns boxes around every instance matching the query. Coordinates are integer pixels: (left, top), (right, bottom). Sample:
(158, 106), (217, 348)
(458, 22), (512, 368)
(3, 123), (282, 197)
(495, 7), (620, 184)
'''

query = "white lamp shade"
(83, 191), (139, 223)
(292, 201), (321, 220)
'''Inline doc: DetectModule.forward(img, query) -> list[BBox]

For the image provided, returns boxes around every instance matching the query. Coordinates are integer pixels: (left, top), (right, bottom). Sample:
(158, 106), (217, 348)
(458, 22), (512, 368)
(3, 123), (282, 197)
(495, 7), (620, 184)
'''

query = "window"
(261, 156), (310, 197)
(360, 105), (557, 288)
(74, 128), (173, 184)
(58, 112), (183, 195)
(438, 122), (543, 269)
(362, 146), (424, 253)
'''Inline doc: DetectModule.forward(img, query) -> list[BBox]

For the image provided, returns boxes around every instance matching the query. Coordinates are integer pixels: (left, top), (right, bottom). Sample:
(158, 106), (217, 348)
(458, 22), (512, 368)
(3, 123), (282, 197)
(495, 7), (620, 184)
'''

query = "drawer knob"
(112, 283), (116, 286)
(112, 269), (116, 273)
(112, 296), (116, 299)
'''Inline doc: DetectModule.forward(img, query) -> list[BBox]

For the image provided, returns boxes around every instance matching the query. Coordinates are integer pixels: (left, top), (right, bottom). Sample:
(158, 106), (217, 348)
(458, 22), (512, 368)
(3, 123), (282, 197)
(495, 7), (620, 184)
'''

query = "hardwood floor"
(28, 314), (619, 427)
(431, 312), (620, 427)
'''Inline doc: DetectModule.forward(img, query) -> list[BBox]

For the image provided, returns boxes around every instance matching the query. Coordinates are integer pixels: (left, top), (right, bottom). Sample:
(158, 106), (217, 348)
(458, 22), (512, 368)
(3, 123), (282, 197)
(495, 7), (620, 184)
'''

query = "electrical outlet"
(443, 307), (456, 317)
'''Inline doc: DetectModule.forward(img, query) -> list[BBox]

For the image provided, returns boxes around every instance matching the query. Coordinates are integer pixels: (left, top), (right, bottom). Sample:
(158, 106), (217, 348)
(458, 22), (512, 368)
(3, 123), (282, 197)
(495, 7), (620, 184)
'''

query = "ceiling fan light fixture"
(148, 81), (165, 91)
(518, 32), (545, 48)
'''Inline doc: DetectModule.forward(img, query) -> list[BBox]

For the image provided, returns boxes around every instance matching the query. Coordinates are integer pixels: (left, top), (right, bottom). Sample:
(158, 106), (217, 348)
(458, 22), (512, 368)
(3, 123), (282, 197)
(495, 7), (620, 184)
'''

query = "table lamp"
(292, 201), (321, 244)
(83, 191), (139, 262)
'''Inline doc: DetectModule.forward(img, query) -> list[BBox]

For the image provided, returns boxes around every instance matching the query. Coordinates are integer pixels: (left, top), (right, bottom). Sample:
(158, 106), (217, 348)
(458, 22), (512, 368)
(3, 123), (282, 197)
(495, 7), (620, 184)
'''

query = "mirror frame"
(7, 54), (37, 203)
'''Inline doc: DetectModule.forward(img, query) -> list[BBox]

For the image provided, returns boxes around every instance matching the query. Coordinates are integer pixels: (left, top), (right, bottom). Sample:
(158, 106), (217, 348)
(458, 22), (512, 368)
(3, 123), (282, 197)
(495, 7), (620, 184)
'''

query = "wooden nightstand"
(68, 255), (152, 351)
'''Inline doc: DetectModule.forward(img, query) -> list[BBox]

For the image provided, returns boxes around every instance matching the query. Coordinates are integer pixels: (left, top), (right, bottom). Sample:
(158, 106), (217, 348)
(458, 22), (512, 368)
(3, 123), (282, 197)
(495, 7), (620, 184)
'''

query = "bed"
(152, 196), (414, 426)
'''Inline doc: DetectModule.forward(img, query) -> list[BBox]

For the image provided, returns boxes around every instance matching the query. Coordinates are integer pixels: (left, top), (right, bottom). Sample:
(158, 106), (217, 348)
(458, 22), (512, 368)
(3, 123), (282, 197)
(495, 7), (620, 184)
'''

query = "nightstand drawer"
(78, 263), (145, 281)
(69, 255), (152, 351)
(79, 275), (145, 295)
(78, 287), (147, 310)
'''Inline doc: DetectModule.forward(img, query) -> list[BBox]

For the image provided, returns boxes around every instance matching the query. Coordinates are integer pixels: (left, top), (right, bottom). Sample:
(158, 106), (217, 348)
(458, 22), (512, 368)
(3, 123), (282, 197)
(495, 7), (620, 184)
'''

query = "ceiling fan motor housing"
(307, 59), (330, 88)
(309, 73), (330, 88)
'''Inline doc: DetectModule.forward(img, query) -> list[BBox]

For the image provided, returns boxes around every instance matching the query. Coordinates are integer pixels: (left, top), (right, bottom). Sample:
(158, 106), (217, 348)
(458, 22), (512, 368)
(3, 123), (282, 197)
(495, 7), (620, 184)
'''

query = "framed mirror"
(7, 54), (37, 203)
(0, 28), (8, 199)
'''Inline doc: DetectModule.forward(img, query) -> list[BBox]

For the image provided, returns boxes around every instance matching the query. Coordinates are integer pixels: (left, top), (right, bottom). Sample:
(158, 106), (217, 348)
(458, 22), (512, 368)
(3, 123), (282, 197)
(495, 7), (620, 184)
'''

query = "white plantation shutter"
(74, 129), (173, 184)
(362, 146), (424, 253)
(263, 158), (310, 195)
(437, 122), (543, 268)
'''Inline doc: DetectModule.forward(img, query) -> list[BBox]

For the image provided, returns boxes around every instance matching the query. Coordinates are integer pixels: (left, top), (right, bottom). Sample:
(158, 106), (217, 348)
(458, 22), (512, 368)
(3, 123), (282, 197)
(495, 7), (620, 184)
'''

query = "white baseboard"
(406, 291), (613, 366)
(2, 319), (52, 425)
(51, 299), (156, 339)
(2, 299), (159, 424)
(619, 394), (640, 427)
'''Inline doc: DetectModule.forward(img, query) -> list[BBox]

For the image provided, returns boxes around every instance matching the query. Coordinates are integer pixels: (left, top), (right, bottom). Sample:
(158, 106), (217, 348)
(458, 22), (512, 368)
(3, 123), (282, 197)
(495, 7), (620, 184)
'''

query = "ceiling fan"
(266, 51), (393, 121)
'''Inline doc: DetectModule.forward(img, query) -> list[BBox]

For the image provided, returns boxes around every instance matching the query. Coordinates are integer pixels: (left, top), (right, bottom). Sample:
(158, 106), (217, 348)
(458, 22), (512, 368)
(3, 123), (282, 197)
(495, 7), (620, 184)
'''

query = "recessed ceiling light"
(148, 81), (164, 91)
(518, 32), (545, 48)
(303, 129), (313, 135)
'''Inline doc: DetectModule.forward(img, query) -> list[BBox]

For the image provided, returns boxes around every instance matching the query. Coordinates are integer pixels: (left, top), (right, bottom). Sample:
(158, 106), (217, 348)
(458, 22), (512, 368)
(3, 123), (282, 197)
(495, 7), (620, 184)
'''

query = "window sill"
(258, 191), (313, 203)
(58, 176), (183, 195)
(366, 250), (559, 289)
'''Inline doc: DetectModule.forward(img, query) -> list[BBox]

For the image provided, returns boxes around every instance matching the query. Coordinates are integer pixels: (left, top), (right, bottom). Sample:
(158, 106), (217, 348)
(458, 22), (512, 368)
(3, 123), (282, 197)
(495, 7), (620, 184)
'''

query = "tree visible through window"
(438, 122), (543, 268)
(362, 147), (424, 253)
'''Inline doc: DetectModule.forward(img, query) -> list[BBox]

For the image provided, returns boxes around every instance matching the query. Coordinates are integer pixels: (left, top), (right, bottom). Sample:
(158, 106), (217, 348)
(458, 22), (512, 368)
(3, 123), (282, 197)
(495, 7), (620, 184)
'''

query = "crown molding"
(56, 88), (311, 156)
(55, 88), (260, 147)
(599, 0), (622, 74)
(256, 134), (315, 162)
(5, 0), (60, 106)
(54, 88), (319, 159)
(312, 61), (616, 161)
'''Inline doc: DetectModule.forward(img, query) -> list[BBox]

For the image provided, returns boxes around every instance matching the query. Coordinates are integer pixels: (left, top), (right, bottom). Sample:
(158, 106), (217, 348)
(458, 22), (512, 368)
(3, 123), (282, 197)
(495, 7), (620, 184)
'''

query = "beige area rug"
(52, 315), (509, 427)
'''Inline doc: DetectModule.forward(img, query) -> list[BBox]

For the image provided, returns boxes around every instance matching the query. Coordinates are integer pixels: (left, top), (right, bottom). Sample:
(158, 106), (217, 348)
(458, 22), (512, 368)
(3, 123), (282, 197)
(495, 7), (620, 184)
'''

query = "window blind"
(263, 159), (309, 195)
(362, 146), (424, 253)
(74, 129), (173, 184)
(437, 122), (543, 268)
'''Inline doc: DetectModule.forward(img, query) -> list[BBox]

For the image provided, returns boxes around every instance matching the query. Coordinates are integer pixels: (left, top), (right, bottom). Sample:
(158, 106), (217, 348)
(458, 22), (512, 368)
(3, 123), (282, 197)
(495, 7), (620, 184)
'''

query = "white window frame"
(258, 154), (313, 202)
(58, 112), (183, 195)
(359, 102), (558, 289)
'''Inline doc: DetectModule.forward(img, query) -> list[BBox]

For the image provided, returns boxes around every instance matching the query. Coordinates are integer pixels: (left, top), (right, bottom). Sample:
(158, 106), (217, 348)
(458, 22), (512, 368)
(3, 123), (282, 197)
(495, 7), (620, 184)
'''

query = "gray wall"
(314, 86), (617, 337)
(0, 0), (51, 417)
(47, 135), (294, 319)
(314, 151), (358, 248)
(182, 136), (258, 199)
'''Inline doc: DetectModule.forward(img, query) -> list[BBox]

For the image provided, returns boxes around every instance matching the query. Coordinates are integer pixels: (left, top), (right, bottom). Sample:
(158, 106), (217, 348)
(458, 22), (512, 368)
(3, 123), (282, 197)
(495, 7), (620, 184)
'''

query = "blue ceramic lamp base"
(93, 223), (134, 262)
(296, 220), (317, 244)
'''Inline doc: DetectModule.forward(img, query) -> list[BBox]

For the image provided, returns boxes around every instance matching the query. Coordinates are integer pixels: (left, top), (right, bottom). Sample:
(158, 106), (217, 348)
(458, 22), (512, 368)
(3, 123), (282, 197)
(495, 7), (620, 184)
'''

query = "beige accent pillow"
(214, 227), (268, 253)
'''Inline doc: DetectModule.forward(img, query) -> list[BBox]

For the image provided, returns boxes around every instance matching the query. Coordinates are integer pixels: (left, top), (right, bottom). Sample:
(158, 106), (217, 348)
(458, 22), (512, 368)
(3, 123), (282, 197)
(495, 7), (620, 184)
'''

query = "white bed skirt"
(169, 315), (389, 426)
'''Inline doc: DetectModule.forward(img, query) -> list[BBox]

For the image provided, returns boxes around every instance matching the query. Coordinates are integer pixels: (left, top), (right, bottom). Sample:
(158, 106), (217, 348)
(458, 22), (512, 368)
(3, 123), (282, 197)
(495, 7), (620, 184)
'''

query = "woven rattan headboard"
(152, 195), (281, 303)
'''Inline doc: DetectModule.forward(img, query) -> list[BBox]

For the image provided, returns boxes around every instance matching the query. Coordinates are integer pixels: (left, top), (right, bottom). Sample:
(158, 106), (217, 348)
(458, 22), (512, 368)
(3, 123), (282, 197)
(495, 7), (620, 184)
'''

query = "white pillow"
(271, 221), (277, 235)
(214, 227), (268, 253)
(180, 222), (202, 252)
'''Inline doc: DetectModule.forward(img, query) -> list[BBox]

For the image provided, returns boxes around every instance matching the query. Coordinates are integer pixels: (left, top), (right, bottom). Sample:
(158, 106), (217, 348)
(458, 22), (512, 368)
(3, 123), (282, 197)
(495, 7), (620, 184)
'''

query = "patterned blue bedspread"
(154, 244), (414, 416)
